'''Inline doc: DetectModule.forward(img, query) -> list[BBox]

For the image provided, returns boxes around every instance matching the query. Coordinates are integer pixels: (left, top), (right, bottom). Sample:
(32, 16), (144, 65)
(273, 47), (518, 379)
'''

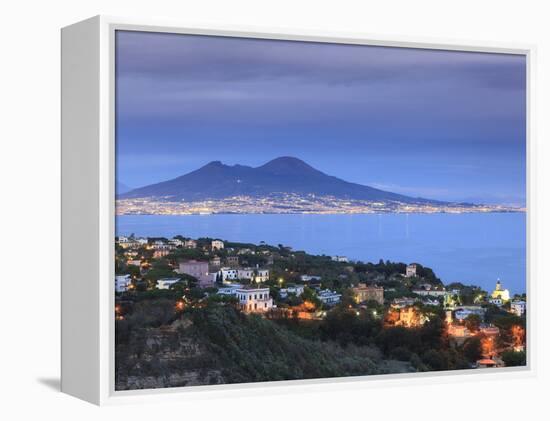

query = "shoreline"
(116, 209), (526, 216)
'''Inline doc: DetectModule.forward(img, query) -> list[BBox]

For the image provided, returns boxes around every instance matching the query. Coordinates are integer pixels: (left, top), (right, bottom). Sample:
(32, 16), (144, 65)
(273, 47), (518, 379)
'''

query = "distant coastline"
(116, 194), (525, 216)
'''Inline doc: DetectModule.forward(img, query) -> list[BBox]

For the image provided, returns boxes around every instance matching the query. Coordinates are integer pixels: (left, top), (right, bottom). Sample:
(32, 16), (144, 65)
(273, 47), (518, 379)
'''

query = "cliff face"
(115, 319), (225, 390)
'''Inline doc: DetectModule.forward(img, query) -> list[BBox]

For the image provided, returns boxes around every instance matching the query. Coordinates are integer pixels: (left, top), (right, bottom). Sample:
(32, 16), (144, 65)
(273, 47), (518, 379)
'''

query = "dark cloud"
(115, 30), (526, 204)
(116, 31), (524, 88)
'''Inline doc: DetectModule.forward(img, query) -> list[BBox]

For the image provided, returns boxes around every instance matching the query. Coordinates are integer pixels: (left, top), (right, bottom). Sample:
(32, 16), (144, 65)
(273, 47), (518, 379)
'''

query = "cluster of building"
(116, 237), (527, 331)
(117, 236), (278, 291)
(118, 235), (224, 252)
(214, 281), (343, 314)
(115, 240), (527, 370)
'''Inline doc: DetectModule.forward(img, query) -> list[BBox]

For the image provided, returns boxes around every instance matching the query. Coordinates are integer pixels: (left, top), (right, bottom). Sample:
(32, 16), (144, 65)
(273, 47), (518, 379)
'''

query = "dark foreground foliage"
(191, 305), (386, 384)
(115, 301), (411, 390)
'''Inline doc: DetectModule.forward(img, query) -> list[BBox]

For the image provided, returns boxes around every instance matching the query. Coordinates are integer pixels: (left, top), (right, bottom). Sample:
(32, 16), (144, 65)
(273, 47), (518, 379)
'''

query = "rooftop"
(236, 285), (270, 291)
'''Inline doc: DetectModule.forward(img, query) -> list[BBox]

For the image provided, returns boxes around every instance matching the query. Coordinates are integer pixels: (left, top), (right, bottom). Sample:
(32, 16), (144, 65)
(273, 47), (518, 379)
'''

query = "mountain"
(119, 156), (444, 204)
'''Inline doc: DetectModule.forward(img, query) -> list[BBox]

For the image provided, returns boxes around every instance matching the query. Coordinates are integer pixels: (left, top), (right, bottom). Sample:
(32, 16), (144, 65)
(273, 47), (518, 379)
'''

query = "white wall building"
(237, 268), (270, 283)
(412, 289), (446, 297)
(211, 240), (224, 250)
(115, 274), (132, 293)
(156, 278), (181, 290)
(218, 267), (238, 282)
(136, 237), (148, 245)
(255, 268), (269, 283)
(317, 289), (341, 305)
(391, 297), (417, 309)
(169, 238), (184, 247)
(237, 268), (254, 280)
(280, 285), (305, 298)
(150, 240), (175, 251)
(117, 236), (131, 248)
(331, 256), (349, 263)
(184, 239), (197, 249)
(117, 236), (141, 249)
(300, 275), (321, 282)
(406, 263), (417, 277)
(511, 300), (526, 316)
(236, 287), (273, 313)
(217, 283), (243, 296)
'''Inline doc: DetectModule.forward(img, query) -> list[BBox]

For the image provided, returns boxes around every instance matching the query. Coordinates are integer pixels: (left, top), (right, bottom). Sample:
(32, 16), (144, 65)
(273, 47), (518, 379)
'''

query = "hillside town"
(115, 234), (527, 389)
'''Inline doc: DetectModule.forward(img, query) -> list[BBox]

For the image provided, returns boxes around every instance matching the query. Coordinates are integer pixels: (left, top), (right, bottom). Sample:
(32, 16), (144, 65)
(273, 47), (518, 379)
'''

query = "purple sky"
(115, 30), (526, 206)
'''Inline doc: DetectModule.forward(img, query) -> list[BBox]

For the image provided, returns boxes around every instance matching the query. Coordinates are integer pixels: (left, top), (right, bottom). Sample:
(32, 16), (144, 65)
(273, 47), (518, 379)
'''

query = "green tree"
(501, 350), (526, 367)
(464, 314), (481, 332)
(301, 287), (321, 309)
(462, 336), (482, 362)
(421, 349), (448, 371)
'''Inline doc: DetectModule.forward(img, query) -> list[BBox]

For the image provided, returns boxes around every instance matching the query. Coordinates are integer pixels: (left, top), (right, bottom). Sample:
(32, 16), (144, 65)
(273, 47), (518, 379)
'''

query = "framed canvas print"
(61, 16), (534, 405)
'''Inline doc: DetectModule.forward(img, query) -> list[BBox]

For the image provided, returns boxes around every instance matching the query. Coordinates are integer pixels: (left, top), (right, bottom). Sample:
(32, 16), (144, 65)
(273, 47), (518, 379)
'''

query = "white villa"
(115, 274), (132, 293)
(279, 285), (305, 298)
(217, 283), (243, 296)
(184, 239), (197, 249)
(317, 289), (341, 306)
(511, 300), (526, 316)
(211, 240), (224, 250)
(300, 275), (321, 282)
(150, 240), (175, 250)
(228, 268), (270, 283)
(117, 236), (132, 249)
(217, 267), (238, 283)
(117, 236), (146, 249)
(412, 289), (446, 297)
(254, 268), (269, 283)
(454, 306), (486, 321)
(236, 287), (274, 313)
(169, 238), (184, 247)
(156, 278), (181, 290)
(391, 297), (417, 309)
(405, 263), (417, 277)
(237, 268), (254, 280)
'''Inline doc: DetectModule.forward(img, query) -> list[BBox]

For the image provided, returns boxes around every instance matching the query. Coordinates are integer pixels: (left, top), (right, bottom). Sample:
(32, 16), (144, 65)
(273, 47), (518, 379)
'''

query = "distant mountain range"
(119, 156), (446, 205)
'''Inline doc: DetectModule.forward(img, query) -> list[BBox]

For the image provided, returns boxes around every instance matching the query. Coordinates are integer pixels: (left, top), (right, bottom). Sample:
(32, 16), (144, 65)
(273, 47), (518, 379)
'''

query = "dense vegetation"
(191, 305), (396, 383)
(115, 301), (412, 389)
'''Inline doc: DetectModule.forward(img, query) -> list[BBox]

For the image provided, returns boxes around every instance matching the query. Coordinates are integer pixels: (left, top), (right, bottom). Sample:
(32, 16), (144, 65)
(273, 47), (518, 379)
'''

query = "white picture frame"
(61, 15), (536, 405)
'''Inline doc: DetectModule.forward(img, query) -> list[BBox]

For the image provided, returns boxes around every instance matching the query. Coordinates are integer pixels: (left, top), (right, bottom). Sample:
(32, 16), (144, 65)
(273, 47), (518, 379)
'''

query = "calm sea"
(116, 213), (526, 294)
